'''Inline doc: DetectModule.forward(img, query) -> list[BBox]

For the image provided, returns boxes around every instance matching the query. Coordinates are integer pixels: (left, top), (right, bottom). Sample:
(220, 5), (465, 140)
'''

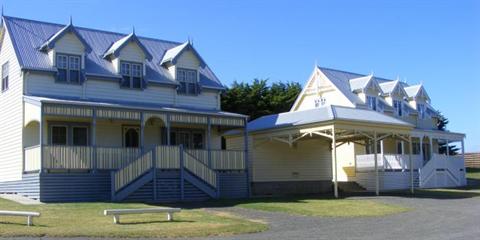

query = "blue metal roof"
(3, 16), (224, 90)
(245, 105), (413, 133)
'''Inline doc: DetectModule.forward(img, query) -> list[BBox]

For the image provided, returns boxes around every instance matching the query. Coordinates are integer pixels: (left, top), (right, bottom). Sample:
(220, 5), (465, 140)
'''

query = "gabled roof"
(2, 16), (224, 90)
(404, 84), (430, 101)
(160, 41), (206, 68)
(348, 74), (382, 94)
(246, 105), (413, 133)
(316, 66), (364, 105)
(103, 32), (153, 61)
(379, 80), (407, 98)
(39, 22), (91, 52)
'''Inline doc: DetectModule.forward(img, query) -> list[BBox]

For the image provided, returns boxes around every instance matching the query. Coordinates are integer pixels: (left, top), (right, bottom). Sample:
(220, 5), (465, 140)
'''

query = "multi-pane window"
(72, 127), (88, 146)
(366, 96), (377, 111)
(177, 68), (198, 95)
(1, 62), (9, 92)
(417, 103), (426, 119)
(51, 126), (68, 145)
(167, 129), (204, 149)
(51, 125), (89, 146)
(120, 62), (143, 89)
(393, 100), (403, 116)
(56, 54), (81, 83)
(396, 141), (404, 154)
(365, 140), (381, 154)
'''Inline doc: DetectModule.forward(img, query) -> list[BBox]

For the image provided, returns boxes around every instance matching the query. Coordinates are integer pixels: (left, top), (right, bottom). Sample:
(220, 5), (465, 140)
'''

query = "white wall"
(0, 27), (24, 181)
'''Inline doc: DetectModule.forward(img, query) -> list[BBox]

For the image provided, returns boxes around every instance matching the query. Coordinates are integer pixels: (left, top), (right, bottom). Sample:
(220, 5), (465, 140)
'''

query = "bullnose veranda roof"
(244, 105), (413, 134)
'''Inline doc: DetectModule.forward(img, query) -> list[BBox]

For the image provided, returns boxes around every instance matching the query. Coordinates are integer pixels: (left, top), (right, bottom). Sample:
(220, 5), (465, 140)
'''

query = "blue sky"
(3, 0), (479, 151)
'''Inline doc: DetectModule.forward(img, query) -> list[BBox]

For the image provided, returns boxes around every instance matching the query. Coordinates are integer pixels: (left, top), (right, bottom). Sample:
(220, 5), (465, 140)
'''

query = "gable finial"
(132, 26), (135, 35)
(69, 15), (73, 25)
(1, 5), (4, 18)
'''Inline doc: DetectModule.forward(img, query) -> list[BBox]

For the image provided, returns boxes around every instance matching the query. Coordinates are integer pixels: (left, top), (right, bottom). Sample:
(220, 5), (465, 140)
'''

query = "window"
(393, 100), (403, 116)
(120, 61), (143, 89)
(366, 96), (377, 111)
(56, 54), (81, 83)
(417, 103), (426, 119)
(412, 142), (421, 155)
(72, 127), (88, 146)
(396, 141), (404, 155)
(166, 128), (204, 149)
(51, 126), (68, 145)
(2, 62), (9, 92)
(365, 140), (381, 154)
(123, 126), (140, 148)
(314, 97), (327, 108)
(176, 68), (198, 95)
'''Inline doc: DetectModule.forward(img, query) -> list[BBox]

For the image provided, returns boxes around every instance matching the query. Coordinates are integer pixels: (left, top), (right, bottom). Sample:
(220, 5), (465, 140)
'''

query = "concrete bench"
(0, 210), (41, 226)
(104, 207), (181, 224)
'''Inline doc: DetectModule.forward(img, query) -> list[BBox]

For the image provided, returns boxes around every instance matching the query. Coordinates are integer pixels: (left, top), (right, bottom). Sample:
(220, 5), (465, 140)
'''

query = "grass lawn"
(0, 198), (267, 238)
(231, 197), (409, 217)
(467, 168), (480, 180)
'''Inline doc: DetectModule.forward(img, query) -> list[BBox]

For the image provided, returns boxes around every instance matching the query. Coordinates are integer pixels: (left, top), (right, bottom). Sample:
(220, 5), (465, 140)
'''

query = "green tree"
(221, 79), (302, 120)
(437, 111), (459, 155)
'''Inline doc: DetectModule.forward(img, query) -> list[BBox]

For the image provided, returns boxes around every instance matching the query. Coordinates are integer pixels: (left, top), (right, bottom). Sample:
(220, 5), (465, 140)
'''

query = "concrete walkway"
(0, 194), (43, 205)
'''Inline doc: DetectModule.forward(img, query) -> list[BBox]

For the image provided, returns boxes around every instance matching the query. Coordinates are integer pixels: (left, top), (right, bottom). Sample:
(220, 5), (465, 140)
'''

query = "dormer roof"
(39, 22), (91, 52)
(349, 74), (382, 94)
(379, 80), (407, 98)
(404, 84), (430, 101)
(160, 41), (206, 68)
(103, 32), (152, 61)
(2, 16), (224, 90)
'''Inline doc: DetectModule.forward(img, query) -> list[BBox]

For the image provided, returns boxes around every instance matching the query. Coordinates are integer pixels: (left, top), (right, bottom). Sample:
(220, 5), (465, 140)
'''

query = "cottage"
(226, 66), (466, 197)
(0, 16), (249, 202)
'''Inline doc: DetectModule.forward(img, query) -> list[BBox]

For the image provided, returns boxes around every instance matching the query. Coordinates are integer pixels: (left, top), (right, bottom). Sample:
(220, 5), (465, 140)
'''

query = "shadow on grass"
(118, 219), (195, 225)
(0, 221), (47, 227)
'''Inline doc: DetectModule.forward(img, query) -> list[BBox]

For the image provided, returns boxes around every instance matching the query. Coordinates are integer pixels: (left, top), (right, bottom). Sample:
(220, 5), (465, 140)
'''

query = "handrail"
(186, 149), (246, 170)
(183, 151), (217, 188)
(113, 150), (153, 192)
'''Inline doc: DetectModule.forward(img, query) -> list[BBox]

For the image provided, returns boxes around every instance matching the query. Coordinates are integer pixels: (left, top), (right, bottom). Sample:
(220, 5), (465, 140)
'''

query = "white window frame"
(120, 61), (143, 89)
(393, 99), (403, 116)
(56, 53), (81, 84)
(1, 62), (9, 92)
(417, 103), (426, 119)
(396, 140), (404, 155)
(176, 68), (199, 95)
(366, 95), (377, 111)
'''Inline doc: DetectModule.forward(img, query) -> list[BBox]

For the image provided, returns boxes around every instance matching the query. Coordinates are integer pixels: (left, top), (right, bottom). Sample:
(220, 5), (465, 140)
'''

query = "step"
(113, 170), (154, 202)
(183, 170), (218, 198)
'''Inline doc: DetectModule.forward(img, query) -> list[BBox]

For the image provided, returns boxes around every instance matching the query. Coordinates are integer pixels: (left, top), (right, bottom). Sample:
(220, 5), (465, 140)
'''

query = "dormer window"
(56, 54), (81, 84)
(393, 100), (403, 116)
(177, 68), (198, 95)
(366, 96), (377, 111)
(120, 61), (143, 89)
(417, 103), (426, 119)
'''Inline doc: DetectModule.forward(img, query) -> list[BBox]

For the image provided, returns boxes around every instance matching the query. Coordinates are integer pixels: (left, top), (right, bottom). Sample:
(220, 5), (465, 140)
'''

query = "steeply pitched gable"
(3, 16), (224, 90)
(404, 84), (430, 101)
(379, 80), (407, 98)
(160, 41), (206, 68)
(39, 22), (91, 52)
(103, 32), (152, 61)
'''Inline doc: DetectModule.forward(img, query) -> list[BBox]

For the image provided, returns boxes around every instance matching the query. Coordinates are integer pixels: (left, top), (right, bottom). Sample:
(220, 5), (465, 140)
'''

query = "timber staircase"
(111, 145), (219, 202)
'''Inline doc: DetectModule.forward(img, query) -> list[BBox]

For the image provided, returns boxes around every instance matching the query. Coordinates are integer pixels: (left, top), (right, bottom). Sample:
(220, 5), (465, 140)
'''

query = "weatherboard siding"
(118, 42), (145, 63)
(249, 138), (332, 182)
(0, 28), (24, 181)
(54, 32), (85, 56)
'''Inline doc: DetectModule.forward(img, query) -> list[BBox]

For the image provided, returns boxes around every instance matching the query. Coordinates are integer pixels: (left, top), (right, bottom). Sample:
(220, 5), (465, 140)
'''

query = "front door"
(123, 126), (140, 148)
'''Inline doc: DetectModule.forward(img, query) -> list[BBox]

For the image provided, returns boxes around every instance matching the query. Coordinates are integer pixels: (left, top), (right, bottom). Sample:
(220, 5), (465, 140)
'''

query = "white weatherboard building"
(0, 16), (249, 202)
(226, 66), (466, 197)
